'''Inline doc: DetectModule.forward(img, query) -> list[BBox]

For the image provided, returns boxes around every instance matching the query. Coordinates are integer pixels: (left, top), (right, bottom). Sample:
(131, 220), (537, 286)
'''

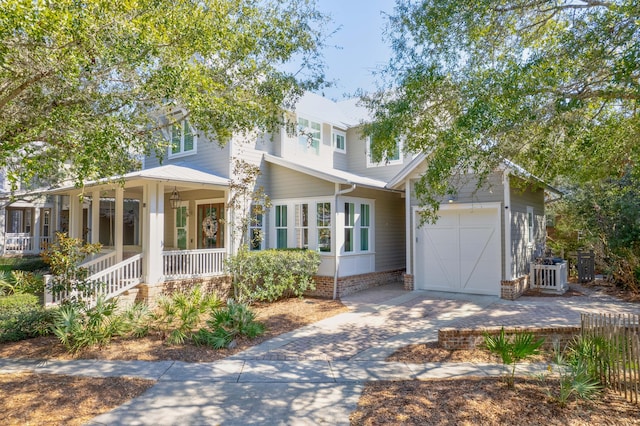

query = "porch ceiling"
(44, 165), (230, 196)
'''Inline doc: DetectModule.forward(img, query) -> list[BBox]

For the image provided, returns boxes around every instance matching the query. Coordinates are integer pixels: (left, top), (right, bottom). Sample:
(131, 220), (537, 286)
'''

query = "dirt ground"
(350, 377), (640, 426)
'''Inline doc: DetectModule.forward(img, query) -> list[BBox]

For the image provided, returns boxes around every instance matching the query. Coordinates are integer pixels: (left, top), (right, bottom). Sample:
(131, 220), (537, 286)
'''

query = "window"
(527, 206), (534, 245)
(175, 205), (188, 250)
(275, 205), (288, 249)
(297, 117), (321, 155)
(169, 119), (197, 158)
(249, 205), (264, 250)
(295, 203), (309, 249)
(42, 210), (50, 238)
(344, 202), (355, 252)
(333, 129), (346, 153)
(317, 202), (331, 252)
(366, 136), (402, 167)
(360, 203), (370, 251)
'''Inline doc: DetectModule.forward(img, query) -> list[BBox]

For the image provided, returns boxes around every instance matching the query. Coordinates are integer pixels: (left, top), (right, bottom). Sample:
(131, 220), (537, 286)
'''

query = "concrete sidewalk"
(1, 283), (638, 425)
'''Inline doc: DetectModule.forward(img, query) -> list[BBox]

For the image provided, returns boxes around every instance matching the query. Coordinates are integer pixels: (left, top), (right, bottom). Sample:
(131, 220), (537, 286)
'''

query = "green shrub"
(0, 257), (48, 272)
(153, 286), (222, 345)
(226, 247), (321, 303)
(0, 293), (40, 313)
(484, 327), (545, 388)
(539, 339), (602, 407)
(52, 296), (126, 352)
(0, 294), (55, 342)
(193, 299), (265, 349)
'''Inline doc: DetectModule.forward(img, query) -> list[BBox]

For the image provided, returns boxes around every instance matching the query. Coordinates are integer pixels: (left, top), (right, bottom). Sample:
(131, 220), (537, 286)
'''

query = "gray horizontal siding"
(509, 179), (545, 279)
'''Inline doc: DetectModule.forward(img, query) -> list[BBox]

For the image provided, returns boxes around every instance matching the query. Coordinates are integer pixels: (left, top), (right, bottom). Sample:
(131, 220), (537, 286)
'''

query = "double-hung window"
(249, 205), (265, 251)
(275, 205), (288, 249)
(333, 129), (346, 153)
(344, 202), (355, 252)
(297, 117), (321, 155)
(360, 204), (370, 251)
(366, 136), (402, 167)
(295, 203), (309, 249)
(169, 119), (196, 158)
(317, 202), (331, 252)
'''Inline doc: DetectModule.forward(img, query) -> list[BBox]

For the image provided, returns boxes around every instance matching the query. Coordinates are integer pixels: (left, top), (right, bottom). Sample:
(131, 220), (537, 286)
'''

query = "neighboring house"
(0, 169), (58, 256)
(18, 91), (556, 304)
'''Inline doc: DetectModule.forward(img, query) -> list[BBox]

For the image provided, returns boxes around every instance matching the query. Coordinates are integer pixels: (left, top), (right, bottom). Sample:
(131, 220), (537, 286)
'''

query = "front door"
(198, 203), (224, 249)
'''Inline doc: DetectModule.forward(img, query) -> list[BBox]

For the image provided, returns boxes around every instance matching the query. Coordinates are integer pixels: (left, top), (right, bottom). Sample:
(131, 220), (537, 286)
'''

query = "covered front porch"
(45, 165), (232, 306)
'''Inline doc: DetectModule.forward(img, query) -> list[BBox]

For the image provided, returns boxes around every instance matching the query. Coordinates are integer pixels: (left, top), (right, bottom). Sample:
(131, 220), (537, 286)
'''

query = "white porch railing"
(4, 234), (52, 253)
(163, 248), (227, 279)
(80, 250), (117, 275)
(530, 261), (568, 293)
(45, 254), (143, 308)
(4, 233), (32, 252)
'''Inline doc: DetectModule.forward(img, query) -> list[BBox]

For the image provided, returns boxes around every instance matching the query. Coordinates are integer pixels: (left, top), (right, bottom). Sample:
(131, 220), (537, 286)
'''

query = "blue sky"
(313, 0), (396, 100)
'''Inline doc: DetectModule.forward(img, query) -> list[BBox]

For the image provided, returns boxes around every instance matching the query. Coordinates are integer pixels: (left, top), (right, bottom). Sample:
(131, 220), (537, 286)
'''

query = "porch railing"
(4, 233), (32, 252)
(45, 254), (143, 308)
(4, 234), (52, 253)
(80, 250), (117, 275)
(530, 261), (568, 293)
(163, 248), (227, 280)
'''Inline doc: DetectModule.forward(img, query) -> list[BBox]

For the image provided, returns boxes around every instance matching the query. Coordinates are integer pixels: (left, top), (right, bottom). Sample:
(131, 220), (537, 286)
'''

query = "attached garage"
(414, 203), (502, 296)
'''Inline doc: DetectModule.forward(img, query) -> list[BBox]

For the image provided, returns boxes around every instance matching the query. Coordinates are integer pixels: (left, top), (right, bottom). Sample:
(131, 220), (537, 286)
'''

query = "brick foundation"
(438, 325), (581, 351)
(501, 275), (529, 300)
(306, 269), (405, 299)
(403, 273), (414, 291)
(135, 276), (232, 307)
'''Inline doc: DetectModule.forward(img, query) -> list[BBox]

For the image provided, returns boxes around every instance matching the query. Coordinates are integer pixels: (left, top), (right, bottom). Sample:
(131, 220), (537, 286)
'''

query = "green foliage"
(539, 339), (602, 407)
(122, 302), (153, 339)
(193, 299), (265, 349)
(0, 293), (54, 342)
(52, 296), (126, 352)
(549, 173), (640, 291)
(0, 0), (328, 191)
(0, 257), (47, 272)
(0, 293), (39, 312)
(226, 248), (320, 303)
(364, 1), (640, 215)
(153, 286), (222, 345)
(42, 232), (102, 306)
(484, 327), (545, 388)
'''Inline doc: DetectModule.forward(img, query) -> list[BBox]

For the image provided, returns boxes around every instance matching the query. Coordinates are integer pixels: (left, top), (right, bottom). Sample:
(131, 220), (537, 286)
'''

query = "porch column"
(69, 194), (82, 239)
(32, 207), (41, 254)
(224, 188), (232, 255)
(91, 190), (100, 245)
(114, 186), (124, 262)
(142, 182), (164, 285)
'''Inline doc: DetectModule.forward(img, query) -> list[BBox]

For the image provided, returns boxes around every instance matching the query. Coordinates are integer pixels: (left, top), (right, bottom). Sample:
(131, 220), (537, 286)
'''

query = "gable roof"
(264, 154), (396, 191)
(386, 154), (563, 194)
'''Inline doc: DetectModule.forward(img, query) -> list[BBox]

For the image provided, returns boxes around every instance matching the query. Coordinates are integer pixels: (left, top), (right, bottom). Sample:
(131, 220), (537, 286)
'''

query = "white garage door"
(414, 205), (501, 295)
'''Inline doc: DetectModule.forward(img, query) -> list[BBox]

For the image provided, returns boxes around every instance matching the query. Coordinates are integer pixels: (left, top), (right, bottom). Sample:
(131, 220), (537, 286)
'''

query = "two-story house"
(29, 91), (558, 305)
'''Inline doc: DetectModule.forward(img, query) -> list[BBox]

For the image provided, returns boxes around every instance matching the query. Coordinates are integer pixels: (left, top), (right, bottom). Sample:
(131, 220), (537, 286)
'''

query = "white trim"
(167, 119), (198, 159)
(412, 202), (502, 296)
(405, 179), (412, 276)
(332, 129), (346, 153)
(503, 170), (512, 281)
(366, 136), (403, 168)
(526, 205), (534, 247)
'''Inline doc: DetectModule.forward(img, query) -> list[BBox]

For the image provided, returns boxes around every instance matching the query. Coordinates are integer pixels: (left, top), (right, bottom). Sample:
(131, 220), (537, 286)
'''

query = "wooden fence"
(581, 313), (640, 404)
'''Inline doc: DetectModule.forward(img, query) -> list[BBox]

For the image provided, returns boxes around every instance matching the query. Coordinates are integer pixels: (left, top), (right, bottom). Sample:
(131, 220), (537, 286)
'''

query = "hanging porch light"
(169, 186), (181, 209)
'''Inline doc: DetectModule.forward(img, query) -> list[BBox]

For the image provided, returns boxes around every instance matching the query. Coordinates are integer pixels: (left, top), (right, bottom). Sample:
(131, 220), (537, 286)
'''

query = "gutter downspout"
(333, 183), (357, 300)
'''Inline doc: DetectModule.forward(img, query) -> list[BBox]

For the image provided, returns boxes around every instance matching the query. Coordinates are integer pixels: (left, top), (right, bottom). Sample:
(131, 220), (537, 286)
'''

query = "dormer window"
(169, 119), (197, 158)
(333, 129), (346, 153)
(366, 136), (402, 167)
(297, 116), (321, 155)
